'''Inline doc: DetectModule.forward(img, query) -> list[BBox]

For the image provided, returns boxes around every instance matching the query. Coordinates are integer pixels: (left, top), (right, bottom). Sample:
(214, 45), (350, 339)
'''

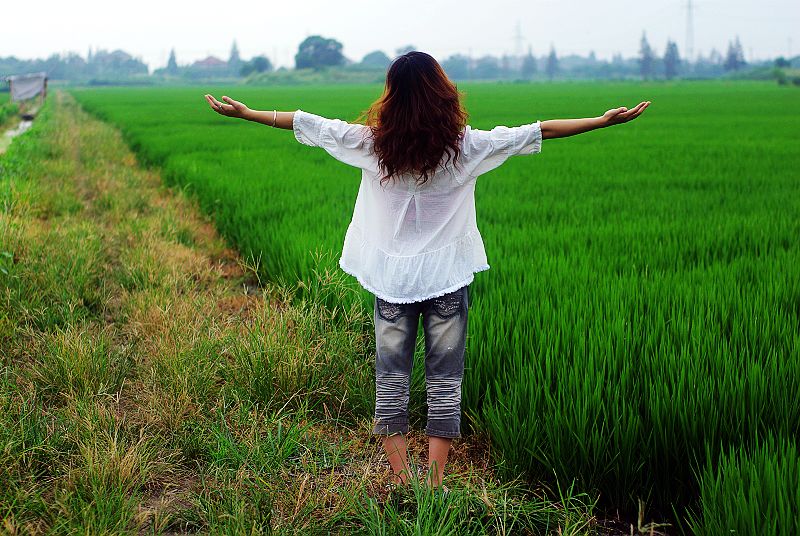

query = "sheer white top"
(292, 109), (543, 303)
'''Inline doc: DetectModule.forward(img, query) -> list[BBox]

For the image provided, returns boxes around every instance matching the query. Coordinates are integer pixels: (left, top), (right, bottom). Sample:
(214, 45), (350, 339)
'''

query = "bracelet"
(272, 110), (277, 127)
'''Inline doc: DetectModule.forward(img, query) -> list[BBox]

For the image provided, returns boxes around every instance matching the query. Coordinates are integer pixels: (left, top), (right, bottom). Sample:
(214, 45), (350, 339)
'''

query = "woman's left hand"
(204, 94), (250, 119)
(602, 101), (651, 127)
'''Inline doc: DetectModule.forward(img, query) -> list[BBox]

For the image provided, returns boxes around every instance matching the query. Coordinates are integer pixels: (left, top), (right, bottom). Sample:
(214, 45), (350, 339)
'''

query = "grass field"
(70, 81), (800, 531)
(0, 93), (607, 534)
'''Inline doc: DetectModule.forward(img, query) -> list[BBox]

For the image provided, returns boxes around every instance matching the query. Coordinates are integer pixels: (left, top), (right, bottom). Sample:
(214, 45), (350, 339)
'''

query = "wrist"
(594, 116), (609, 129)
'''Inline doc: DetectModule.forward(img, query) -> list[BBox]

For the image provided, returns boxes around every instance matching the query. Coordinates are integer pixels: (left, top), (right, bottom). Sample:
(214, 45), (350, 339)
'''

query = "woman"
(204, 51), (650, 492)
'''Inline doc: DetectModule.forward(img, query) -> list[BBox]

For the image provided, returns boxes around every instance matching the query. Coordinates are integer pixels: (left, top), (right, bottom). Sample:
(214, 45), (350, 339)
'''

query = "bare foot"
(391, 467), (412, 485)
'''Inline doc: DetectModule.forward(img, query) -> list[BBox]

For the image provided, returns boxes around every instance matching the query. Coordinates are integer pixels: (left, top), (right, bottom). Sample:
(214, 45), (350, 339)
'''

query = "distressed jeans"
(372, 285), (469, 439)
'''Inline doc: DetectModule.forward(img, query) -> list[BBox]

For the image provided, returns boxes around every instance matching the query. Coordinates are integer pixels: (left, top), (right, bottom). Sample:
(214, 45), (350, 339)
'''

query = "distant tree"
(608, 51), (627, 78)
(64, 52), (85, 72)
(588, 50), (597, 63)
(90, 49), (148, 77)
(166, 48), (179, 75)
(57, 53), (88, 79)
(545, 45), (558, 80)
(774, 57), (790, 68)
(395, 45), (416, 56)
(361, 50), (391, 69)
(229, 41), (242, 73)
(724, 36), (746, 71)
(500, 54), (513, 78)
(521, 46), (537, 79)
(473, 55), (501, 79)
(664, 39), (680, 79)
(0, 49), (156, 81)
(441, 54), (469, 80)
(639, 31), (655, 79)
(708, 48), (723, 65)
(240, 55), (273, 76)
(295, 35), (345, 70)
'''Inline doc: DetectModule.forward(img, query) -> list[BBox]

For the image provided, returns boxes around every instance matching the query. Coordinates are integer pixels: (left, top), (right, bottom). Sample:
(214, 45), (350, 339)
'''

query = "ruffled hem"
(338, 226), (491, 303)
(339, 259), (489, 304)
(292, 109), (319, 146)
(339, 259), (489, 303)
(517, 120), (543, 155)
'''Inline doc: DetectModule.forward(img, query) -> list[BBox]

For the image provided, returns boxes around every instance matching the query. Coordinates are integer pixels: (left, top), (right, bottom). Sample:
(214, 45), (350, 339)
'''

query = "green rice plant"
(686, 435), (800, 536)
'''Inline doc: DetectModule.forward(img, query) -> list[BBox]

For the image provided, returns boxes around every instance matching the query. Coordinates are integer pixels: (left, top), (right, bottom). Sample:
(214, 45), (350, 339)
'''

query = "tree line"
(0, 49), (148, 83)
(1, 34), (793, 84)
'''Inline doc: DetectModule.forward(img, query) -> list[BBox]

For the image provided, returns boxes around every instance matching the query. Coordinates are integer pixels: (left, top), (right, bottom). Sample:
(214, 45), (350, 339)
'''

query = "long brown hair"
(357, 51), (468, 187)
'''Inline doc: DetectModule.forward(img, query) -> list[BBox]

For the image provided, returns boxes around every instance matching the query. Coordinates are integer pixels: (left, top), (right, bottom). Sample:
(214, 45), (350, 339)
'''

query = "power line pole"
(513, 21), (523, 57)
(685, 0), (695, 63)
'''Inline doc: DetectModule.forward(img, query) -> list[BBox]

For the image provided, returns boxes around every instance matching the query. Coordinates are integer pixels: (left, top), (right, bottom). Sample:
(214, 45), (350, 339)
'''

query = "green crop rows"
(72, 81), (800, 529)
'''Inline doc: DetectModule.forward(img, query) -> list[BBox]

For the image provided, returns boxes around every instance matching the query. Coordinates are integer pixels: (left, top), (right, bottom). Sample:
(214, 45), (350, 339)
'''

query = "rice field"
(72, 81), (800, 530)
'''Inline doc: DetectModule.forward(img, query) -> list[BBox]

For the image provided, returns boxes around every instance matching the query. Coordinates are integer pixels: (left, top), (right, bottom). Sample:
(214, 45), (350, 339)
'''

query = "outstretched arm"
(204, 94), (295, 129)
(541, 101), (650, 139)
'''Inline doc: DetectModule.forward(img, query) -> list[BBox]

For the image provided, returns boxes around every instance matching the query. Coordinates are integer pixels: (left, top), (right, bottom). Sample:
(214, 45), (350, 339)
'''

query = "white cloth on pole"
(8, 73), (47, 101)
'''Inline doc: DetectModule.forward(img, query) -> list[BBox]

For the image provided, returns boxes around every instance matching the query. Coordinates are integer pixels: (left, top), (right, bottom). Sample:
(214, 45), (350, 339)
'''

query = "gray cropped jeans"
(372, 284), (469, 439)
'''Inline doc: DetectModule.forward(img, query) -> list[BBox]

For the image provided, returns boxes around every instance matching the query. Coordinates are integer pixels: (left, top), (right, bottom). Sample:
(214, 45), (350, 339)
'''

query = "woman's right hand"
(204, 94), (250, 119)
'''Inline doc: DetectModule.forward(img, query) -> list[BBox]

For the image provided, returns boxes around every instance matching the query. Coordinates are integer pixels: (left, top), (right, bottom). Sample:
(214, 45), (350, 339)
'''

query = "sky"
(3, 0), (798, 71)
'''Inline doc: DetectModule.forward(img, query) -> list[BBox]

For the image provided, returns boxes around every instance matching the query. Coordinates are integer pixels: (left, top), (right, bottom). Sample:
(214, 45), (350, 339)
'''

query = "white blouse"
(292, 109), (543, 303)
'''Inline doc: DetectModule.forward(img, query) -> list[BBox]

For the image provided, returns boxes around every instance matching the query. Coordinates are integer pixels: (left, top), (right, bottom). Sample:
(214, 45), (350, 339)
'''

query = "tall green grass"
(0, 101), (18, 125)
(687, 436), (800, 535)
(72, 81), (800, 526)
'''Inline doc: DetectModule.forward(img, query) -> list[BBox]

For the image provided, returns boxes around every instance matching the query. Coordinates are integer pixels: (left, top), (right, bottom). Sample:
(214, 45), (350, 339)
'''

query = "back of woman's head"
(359, 51), (468, 186)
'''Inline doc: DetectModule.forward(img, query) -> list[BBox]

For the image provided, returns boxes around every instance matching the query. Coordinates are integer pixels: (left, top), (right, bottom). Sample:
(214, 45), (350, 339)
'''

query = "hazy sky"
(3, 0), (798, 71)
